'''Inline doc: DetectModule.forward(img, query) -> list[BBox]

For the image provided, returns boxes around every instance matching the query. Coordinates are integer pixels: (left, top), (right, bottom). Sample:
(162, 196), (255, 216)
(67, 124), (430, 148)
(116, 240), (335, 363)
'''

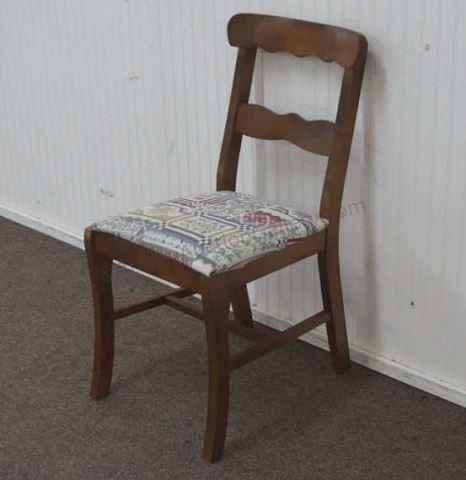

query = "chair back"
(217, 13), (367, 232)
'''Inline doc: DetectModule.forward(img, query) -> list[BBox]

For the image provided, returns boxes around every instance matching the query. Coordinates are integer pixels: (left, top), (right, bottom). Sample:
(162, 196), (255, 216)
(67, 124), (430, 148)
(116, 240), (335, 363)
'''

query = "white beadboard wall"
(1, 0), (465, 406)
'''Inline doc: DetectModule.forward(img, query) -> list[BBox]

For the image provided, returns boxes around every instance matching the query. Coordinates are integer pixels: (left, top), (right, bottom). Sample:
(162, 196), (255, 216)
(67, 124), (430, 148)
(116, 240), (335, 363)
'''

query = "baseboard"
(252, 309), (466, 408)
(2, 203), (465, 409)
(0, 203), (84, 249)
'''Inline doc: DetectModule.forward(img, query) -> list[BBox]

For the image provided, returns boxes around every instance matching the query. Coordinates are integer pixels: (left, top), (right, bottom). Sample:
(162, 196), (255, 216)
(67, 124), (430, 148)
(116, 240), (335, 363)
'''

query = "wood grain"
(228, 13), (367, 68)
(236, 103), (335, 156)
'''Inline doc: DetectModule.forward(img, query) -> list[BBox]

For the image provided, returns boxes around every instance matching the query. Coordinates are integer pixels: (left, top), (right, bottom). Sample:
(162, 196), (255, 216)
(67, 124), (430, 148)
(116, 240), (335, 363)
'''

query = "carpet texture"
(1, 216), (465, 480)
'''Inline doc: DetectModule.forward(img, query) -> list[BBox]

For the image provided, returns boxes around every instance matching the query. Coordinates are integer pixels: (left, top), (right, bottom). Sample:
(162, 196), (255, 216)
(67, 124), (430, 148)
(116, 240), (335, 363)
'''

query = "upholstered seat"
(92, 191), (327, 276)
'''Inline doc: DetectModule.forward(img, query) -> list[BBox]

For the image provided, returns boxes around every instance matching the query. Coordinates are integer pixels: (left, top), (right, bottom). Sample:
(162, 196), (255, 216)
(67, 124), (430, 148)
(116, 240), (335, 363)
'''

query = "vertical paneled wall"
(1, 0), (465, 401)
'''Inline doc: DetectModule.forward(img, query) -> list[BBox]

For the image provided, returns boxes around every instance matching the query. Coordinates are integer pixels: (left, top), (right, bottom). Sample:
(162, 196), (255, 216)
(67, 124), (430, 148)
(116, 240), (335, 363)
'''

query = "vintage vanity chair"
(85, 13), (367, 462)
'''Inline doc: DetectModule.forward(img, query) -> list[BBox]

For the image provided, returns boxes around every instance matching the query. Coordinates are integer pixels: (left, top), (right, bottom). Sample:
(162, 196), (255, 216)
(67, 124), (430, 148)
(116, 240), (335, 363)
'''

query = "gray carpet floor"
(1, 216), (465, 480)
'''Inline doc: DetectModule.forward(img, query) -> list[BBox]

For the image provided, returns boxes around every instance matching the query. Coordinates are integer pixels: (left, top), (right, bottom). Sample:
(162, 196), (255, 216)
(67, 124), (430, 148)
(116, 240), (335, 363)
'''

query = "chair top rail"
(228, 13), (367, 69)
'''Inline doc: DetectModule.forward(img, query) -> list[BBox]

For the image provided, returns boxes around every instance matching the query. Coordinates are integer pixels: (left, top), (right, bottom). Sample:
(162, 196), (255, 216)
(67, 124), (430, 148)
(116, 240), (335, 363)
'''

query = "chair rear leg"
(85, 229), (115, 400)
(231, 285), (254, 328)
(318, 248), (350, 372)
(201, 289), (231, 463)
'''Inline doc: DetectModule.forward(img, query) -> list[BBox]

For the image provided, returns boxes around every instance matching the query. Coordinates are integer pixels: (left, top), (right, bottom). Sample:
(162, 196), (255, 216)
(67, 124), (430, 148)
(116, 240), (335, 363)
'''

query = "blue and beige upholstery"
(92, 191), (327, 277)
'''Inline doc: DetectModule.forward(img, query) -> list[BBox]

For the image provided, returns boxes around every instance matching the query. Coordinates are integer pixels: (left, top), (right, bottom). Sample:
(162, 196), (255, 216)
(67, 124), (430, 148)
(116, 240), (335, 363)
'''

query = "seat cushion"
(91, 191), (327, 277)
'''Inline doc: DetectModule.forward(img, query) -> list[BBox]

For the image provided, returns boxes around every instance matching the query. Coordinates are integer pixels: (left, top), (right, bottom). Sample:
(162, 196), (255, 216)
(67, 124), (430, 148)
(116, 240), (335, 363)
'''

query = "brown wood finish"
(228, 13), (366, 68)
(217, 47), (256, 191)
(236, 104), (335, 156)
(113, 288), (191, 320)
(85, 13), (367, 463)
(85, 229), (115, 400)
(231, 310), (331, 371)
(231, 285), (254, 328)
(201, 288), (232, 463)
(164, 295), (269, 343)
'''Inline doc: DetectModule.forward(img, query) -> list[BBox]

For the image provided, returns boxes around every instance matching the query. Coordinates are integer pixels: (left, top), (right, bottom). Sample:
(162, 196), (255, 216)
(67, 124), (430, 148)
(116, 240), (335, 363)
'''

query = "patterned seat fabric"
(91, 191), (327, 277)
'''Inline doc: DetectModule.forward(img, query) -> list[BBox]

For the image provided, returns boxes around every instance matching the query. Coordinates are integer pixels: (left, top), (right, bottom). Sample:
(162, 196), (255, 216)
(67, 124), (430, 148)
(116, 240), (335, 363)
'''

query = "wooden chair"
(85, 13), (367, 463)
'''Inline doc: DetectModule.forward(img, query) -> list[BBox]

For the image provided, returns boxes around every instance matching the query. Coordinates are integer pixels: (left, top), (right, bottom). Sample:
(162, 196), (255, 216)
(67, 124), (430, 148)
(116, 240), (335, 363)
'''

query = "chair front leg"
(231, 285), (254, 328)
(318, 246), (350, 373)
(85, 229), (115, 400)
(201, 288), (232, 463)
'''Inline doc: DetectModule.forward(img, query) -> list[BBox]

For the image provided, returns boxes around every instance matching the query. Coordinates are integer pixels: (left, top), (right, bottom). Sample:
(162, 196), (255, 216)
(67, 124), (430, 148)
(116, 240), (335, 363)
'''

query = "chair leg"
(231, 285), (254, 328)
(85, 229), (115, 400)
(318, 248), (350, 373)
(201, 289), (231, 463)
